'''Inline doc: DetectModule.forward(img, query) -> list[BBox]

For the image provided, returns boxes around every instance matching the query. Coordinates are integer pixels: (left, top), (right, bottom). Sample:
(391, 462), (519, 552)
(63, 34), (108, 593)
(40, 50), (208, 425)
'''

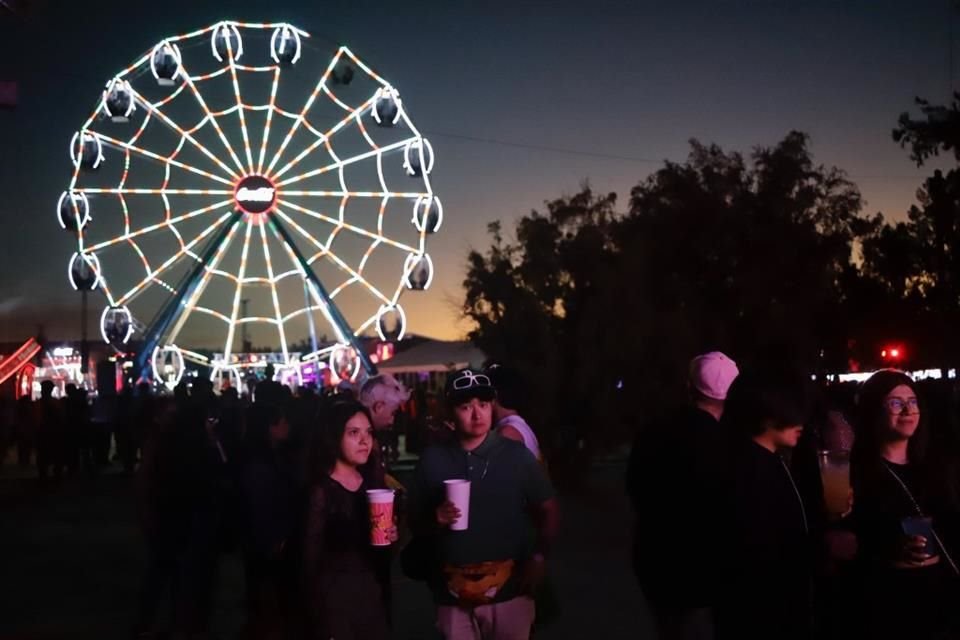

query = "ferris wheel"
(59, 20), (441, 388)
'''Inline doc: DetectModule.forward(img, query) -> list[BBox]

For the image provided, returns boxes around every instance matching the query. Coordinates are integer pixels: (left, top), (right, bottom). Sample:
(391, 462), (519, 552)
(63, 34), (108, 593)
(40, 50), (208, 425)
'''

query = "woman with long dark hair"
(851, 370), (960, 638)
(302, 399), (397, 640)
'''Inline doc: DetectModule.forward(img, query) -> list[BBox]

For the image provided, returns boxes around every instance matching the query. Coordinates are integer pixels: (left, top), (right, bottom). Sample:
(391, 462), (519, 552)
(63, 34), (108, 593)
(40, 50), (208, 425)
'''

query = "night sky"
(0, 0), (954, 350)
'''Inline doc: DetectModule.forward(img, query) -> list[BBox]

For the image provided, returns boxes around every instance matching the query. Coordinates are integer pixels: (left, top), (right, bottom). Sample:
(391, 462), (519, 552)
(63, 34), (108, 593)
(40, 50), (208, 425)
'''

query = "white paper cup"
(444, 479), (471, 531)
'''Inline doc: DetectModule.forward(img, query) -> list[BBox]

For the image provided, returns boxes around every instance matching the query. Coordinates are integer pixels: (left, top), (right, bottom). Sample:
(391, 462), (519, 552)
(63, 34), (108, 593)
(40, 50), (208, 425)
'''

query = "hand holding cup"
(436, 500), (461, 527)
(896, 535), (940, 568)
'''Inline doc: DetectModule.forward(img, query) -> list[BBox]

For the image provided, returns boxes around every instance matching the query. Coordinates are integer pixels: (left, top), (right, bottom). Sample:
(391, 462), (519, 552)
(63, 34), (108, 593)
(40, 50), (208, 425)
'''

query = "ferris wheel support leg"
(134, 210), (244, 381)
(269, 218), (378, 376)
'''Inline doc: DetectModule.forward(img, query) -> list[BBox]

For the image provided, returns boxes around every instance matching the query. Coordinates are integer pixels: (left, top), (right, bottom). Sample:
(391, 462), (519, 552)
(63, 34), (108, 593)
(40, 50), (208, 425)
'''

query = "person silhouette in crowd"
(241, 401), (298, 640)
(628, 351), (739, 640)
(485, 363), (542, 461)
(36, 380), (65, 485)
(716, 368), (814, 640)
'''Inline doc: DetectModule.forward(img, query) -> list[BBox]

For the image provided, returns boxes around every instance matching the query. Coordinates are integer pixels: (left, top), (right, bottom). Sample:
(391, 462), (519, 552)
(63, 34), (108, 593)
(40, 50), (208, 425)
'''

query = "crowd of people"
(628, 352), (960, 640)
(0, 363), (551, 640)
(8, 351), (960, 640)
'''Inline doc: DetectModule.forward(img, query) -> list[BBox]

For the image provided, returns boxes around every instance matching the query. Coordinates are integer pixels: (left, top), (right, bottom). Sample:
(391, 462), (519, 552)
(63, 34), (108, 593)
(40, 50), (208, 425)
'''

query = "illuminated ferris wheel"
(59, 20), (441, 388)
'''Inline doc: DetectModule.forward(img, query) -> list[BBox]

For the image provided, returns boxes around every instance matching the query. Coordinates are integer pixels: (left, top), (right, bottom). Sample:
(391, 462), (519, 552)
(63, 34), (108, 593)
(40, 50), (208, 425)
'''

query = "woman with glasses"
(850, 370), (960, 639)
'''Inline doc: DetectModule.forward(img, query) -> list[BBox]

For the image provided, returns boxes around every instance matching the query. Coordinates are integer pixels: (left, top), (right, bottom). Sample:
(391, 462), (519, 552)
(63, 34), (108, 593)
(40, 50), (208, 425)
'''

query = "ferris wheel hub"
(233, 174), (277, 215)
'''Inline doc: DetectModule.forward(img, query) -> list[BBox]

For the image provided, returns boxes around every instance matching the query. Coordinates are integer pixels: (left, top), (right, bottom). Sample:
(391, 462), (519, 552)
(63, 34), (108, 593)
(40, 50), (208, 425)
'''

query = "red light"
(881, 345), (905, 361)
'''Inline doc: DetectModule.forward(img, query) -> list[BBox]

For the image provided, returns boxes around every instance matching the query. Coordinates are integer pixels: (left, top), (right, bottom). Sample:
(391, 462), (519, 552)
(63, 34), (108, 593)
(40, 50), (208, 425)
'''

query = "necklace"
(779, 457), (809, 534)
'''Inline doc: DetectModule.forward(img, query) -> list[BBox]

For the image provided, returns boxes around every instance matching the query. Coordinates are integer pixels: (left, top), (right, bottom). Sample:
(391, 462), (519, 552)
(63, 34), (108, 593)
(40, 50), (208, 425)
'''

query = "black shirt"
(717, 440), (813, 640)
(627, 406), (727, 607)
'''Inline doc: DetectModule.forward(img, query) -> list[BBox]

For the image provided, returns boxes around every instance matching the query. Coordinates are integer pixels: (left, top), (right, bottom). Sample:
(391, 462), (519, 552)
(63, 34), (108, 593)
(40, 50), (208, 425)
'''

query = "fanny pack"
(443, 559), (515, 607)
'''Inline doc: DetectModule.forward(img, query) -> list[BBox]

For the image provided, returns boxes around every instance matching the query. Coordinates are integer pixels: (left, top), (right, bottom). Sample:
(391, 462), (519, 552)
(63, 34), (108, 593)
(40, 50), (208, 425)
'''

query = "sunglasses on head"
(451, 372), (491, 390)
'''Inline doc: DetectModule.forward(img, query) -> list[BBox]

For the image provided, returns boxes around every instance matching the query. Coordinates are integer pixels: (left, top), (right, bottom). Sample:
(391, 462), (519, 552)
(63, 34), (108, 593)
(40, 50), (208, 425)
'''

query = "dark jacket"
(627, 405), (727, 608)
(716, 440), (813, 640)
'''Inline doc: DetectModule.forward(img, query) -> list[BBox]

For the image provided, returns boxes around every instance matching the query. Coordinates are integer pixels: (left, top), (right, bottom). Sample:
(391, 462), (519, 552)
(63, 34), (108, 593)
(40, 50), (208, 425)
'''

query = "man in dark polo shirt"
(412, 368), (559, 639)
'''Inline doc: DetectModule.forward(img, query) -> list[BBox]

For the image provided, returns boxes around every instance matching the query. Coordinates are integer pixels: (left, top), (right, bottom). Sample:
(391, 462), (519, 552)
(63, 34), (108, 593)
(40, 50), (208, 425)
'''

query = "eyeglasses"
(885, 397), (919, 414)
(451, 371), (491, 390)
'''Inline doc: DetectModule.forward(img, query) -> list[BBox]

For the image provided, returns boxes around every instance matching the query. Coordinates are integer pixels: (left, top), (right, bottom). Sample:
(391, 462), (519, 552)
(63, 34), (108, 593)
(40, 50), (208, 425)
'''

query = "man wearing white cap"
(627, 351), (739, 640)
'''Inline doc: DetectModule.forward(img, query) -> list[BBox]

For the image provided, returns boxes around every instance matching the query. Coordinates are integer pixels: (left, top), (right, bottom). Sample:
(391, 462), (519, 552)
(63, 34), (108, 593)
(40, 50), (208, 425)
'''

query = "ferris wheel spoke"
(352, 313), (379, 337)
(276, 137), (415, 188)
(225, 37), (256, 173)
(341, 47), (389, 86)
(281, 189), (428, 199)
(269, 94), (378, 180)
(257, 219), (290, 361)
(78, 188), (233, 196)
(273, 208), (391, 305)
(166, 216), (245, 346)
(116, 210), (236, 306)
(177, 59), (248, 175)
(191, 306), (232, 324)
(93, 132), (234, 186)
(165, 24), (219, 43)
(81, 200), (234, 253)
(222, 220), (255, 363)
(128, 85), (241, 180)
(277, 198), (419, 254)
(257, 67), (282, 174)
(268, 217), (376, 374)
(264, 47), (347, 176)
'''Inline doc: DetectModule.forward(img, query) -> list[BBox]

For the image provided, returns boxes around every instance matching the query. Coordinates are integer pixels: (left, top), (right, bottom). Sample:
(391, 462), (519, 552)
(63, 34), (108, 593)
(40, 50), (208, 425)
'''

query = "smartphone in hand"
(901, 516), (938, 556)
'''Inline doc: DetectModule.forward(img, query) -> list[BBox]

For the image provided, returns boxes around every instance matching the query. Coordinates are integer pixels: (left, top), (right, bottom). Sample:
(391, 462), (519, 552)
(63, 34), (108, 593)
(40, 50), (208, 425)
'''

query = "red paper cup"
(367, 489), (395, 546)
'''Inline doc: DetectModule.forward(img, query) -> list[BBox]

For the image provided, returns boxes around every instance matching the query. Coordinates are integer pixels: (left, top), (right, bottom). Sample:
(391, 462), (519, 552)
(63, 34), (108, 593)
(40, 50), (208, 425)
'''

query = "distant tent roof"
(378, 339), (486, 374)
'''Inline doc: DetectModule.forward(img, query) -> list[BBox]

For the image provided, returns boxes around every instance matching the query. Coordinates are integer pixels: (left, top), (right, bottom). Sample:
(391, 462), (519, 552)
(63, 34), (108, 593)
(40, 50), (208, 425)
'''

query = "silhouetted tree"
(463, 132), (877, 463)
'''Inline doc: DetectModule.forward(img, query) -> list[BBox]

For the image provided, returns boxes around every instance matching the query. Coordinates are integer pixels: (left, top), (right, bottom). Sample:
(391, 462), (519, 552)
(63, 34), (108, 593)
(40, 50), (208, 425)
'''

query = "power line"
(425, 131), (934, 183)
(424, 130), (662, 164)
